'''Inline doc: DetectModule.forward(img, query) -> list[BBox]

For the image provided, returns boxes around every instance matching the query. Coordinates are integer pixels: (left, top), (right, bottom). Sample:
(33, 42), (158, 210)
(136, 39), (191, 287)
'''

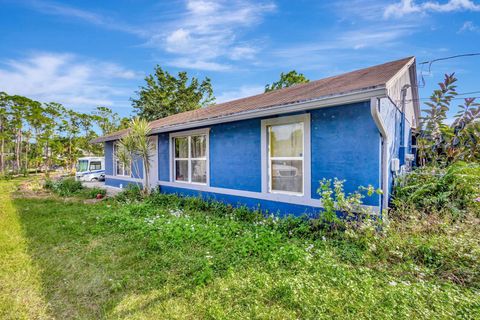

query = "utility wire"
(418, 53), (480, 88)
(402, 96), (480, 103)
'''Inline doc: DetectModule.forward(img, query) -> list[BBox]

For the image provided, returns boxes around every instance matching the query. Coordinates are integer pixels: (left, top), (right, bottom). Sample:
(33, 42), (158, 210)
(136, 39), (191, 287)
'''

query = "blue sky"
(0, 0), (479, 119)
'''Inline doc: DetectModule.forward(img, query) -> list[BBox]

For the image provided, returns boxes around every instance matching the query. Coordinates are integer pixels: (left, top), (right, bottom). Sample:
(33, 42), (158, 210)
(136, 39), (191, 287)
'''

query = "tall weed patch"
(394, 162), (480, 218)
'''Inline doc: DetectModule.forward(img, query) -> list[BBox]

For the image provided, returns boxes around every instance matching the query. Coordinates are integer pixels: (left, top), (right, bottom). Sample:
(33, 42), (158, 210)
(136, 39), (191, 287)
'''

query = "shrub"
(44, 179), (55, 190)
(115, 184), (143, 203)
(79, 187), (107, 199)
(393, 161), (480, 218)
(48, 177), (83, 197)
(0, 172), (13, 180)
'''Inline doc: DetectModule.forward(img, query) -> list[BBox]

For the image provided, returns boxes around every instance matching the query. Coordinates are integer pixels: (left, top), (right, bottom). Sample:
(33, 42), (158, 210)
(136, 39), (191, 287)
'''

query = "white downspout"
(370, 97), (389, 211)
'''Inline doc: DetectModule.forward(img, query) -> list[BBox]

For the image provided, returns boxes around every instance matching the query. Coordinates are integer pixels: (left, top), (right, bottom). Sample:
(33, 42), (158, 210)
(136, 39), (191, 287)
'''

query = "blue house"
(93, 57), (420, 216)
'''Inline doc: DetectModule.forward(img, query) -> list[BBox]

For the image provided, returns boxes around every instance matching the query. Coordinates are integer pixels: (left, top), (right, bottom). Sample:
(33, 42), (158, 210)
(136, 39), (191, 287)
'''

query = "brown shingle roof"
(93, 56), (414, 143)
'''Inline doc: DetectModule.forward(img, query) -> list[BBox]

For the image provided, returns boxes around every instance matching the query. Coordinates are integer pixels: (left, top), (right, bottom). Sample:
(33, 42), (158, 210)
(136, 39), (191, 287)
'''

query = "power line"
(418, 53), (480, 88)
(403, 96), (480, 103)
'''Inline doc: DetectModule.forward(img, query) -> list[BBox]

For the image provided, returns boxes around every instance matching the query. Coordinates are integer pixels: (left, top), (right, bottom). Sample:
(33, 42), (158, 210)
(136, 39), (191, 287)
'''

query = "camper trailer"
(75, 157), (105, 182)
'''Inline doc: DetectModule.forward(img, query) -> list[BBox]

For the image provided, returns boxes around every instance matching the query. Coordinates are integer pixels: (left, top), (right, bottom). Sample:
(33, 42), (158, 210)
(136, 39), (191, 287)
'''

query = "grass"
(0, 179), (479, 319)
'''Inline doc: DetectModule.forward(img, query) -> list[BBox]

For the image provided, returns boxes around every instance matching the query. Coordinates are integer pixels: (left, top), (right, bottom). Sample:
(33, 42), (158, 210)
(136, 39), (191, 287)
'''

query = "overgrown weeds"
(44, 177), (107, 199)
(393, 161), (480, 218)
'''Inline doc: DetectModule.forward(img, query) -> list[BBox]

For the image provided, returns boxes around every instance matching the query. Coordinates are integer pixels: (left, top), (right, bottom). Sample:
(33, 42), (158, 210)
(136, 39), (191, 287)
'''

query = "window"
(114, 144), (131, 177)
(267, 121), (304, 195)
(89, 161), (102, 171)
(173, 133), (207, 184)
(261, 114), (309, 197)
(76, 160), (88, 173)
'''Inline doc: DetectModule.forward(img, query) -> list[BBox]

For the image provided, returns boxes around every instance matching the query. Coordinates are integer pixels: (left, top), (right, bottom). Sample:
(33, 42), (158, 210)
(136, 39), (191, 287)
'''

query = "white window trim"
(113, 143), (132, 178)
(261, 113), (311, 202)
(169, 128), (210, 186)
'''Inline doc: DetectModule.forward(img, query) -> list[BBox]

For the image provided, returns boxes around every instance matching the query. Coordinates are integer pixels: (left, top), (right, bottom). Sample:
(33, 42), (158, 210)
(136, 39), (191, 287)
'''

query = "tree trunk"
(24, 140), (30, 174)
(44, 141), (50, 178)
(0, 136), (4, 174)
(15, 129), (22, 173)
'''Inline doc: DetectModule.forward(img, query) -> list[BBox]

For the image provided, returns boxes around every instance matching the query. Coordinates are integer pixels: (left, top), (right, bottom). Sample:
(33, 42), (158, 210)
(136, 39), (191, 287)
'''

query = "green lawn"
(0, 179), (478, 319)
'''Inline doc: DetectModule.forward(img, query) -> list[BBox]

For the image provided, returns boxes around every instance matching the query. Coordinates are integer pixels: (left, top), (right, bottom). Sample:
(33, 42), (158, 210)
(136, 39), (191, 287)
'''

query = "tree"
(117, 118), (154, 194)
(0, 92), (8, 173)
(93, 106), (127, 135)
(418, 73), (480, 166)
(131, 66), (215, 121)
(265, 70), (309, 92)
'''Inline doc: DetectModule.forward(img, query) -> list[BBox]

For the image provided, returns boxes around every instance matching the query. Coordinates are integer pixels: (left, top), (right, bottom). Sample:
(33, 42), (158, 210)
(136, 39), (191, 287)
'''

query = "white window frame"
(113, 143), (132, 177)
(170, 128), (210, 186)
(261, 113), (311, 199)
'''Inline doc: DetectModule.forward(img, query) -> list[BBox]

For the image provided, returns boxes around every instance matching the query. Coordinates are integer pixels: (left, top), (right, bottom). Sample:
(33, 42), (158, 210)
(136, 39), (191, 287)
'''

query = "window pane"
(116, 160), (123, 175)
(175, 137), (188, 158)
(124, 163), (131, 176)
(191, 135), (206, 158)
(269, 123), (303, 157)
(271, 160), (303, 194)
(175, 160), (188, 181)
(191, 160), (206, 183)
(90, 161), (101, 170)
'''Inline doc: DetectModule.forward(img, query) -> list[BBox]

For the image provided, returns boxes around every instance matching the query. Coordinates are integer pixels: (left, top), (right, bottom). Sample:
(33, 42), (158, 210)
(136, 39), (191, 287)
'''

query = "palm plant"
(117, 118), (154, 194)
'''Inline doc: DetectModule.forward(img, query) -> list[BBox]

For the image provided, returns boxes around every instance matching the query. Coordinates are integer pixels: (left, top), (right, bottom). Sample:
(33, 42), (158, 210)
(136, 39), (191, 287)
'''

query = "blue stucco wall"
(132, 156), (144, 179)
(160, 185), (321, 217)
(105, 142), (114, 176)
(210, 118), (262, 192)
(158, 133), (170, 181)
(310, 102), (381, 206)
(105, 101), (385, 214)
(105, 177), (142, 189)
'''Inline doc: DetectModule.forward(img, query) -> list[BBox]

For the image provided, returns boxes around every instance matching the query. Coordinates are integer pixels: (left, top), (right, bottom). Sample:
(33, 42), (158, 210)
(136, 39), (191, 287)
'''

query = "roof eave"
(92, 86), (387, 143)
(150, 86), (387, 134)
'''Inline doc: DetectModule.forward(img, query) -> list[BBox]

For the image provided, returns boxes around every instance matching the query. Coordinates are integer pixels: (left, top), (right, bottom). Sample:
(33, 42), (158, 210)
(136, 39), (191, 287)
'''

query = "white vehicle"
(75, 157), (105, 181)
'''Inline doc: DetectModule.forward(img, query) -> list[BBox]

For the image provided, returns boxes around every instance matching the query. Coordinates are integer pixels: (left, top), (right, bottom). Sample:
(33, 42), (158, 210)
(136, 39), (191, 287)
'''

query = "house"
(92, 57), (420, 216)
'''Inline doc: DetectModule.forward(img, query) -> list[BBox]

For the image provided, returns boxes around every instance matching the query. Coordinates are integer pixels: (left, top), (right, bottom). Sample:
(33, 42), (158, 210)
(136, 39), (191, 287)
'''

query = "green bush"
(79, 187), (107, 199)
(0, 172), (13, 180)
(394, 161), (480, 218)
(49, 177), (83, 197)
(115, 184), (143, 202)
(44, 179), (55, 190)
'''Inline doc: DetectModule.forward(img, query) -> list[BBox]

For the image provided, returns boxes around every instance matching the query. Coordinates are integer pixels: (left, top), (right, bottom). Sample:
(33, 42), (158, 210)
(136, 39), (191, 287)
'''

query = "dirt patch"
(13, 181), (54, 199)
(82, 198), (104, 205)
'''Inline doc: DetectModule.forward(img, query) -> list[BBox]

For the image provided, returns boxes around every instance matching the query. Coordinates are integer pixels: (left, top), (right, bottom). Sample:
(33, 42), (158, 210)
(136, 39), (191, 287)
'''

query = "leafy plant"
(79, 187), (107, 199)
(419, 73), (480, 165)
(115, 184), (144, 203)
(117, 118), (154, 194)
(394, 161), (480, 218)
(316, 178), (382, 239)
(46, 177), (83, 197)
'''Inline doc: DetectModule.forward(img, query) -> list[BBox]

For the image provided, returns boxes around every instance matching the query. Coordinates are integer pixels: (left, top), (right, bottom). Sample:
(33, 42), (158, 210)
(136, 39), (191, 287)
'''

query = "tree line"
(0, 93), (128, 176)
(0, 65), (310, 177)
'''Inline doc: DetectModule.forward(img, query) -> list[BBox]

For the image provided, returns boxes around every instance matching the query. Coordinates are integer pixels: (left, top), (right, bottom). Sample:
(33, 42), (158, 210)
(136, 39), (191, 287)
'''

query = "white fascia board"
(150, 87), (387, 134)
(105, 174), (142, 183)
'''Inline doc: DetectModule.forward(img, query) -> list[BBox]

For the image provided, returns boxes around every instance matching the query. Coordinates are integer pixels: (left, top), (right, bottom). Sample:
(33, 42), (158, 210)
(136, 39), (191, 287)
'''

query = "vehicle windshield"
(76, 160), (89, 172)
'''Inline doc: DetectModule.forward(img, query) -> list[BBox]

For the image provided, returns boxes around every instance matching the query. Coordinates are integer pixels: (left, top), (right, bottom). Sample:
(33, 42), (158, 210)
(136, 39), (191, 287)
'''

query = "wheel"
(91, 177), (99, 182)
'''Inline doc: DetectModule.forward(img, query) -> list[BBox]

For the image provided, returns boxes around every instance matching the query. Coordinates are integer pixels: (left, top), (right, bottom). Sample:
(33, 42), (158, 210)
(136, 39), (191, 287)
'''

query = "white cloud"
(167, 58), (232, 71)
(384, 0), (480, 18)
(0, 52), (140, 108)
(229, 46), (258, 60)
(159, 0), (276, 70)
(216, 85), (265, 103)
(458, 20), (479, 32)
(26, 0), (146, 36)
(26, 0), (275, 72)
